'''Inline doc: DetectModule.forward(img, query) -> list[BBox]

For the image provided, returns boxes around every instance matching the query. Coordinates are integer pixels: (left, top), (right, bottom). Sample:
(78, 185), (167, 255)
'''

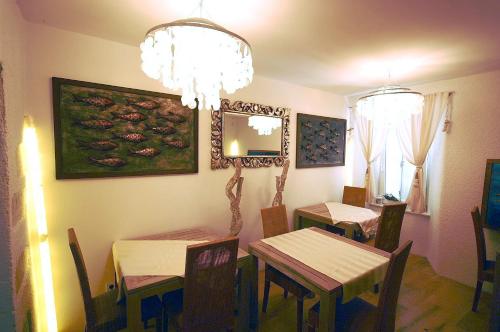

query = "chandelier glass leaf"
(140, 18), (253, 111)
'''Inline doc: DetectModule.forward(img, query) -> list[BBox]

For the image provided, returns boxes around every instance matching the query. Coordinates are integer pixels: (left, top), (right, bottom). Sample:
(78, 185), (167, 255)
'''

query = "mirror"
(223, 112), (282, 157)
(211, 99), (290, 169)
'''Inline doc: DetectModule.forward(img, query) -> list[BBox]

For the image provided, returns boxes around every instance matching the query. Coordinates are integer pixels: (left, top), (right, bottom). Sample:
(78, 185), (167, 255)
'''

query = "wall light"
(21, 116), (58, 332)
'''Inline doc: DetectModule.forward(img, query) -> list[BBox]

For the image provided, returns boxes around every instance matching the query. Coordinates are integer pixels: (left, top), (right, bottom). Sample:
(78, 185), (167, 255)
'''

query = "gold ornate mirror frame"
(211, 99), (290, 169)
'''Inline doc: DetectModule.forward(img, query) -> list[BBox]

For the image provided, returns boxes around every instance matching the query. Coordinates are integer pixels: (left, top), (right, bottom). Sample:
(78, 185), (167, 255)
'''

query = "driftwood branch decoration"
(272, 159), (290, 206)
(226, 159), (244, 236)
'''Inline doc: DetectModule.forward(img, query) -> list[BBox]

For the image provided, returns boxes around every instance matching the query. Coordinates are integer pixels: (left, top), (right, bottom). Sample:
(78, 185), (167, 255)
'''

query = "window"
(377, 129), (427, 202)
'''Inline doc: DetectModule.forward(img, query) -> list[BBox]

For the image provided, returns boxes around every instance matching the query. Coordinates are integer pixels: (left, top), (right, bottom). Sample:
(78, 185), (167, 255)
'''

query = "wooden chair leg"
(284, 289), (289, 299)
(472, 280), (483, 312)
(296, 298), (304, 332)
(262, 279), (271, 313)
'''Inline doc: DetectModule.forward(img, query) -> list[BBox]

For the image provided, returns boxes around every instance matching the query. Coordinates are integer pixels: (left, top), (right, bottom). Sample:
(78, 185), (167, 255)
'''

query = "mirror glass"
(223, 112), (283, 157)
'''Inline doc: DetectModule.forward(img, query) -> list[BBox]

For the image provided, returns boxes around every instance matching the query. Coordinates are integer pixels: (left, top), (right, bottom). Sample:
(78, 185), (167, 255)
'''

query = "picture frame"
(481, 159), (500, 229)
(52, 77), (198, 179)
(210, 98), (290, 169)
(296, 113), (346, 168)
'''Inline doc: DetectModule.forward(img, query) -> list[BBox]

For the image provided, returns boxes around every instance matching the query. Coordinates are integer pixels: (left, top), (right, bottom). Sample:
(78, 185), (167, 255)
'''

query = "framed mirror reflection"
(211, 99), (290, 169)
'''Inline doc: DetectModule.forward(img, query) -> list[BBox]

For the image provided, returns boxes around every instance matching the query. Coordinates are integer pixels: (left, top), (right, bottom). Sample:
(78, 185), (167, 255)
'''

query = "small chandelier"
(248, 116), (282, 136)
(356, 85), (423, 127)
(140, 5), (253, 111)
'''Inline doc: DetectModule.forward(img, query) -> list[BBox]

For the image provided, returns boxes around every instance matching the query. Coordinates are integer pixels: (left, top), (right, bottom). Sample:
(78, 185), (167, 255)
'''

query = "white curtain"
(354, 108), (387, 203)
(396, 92), (449, 212)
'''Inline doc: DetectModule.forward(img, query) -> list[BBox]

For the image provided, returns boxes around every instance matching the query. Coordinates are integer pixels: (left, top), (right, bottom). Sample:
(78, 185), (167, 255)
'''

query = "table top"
(248, 227), (390, 295)
(115, 228), (249, 292)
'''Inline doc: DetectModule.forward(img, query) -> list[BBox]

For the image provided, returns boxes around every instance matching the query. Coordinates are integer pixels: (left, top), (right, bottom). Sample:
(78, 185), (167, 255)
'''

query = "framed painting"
(52, 77), (198, 179)
(481, 159), (500, 229)
(296, 113), (346, 168)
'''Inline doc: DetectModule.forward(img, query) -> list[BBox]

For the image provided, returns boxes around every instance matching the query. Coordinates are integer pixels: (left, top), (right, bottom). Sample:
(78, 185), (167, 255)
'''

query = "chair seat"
(91, 289), (127, 332)
(308, 297), (377, 332)
(266, 265), (311, 298)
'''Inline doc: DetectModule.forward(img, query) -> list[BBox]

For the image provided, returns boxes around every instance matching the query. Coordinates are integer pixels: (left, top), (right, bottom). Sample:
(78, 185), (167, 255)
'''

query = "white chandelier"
(356, 86), (423, 127)
(140, 16), (253, 111)
(248, 116), (282, 136)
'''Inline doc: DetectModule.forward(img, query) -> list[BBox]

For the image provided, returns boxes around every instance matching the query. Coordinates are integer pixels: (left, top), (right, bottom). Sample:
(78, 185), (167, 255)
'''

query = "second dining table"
(248, 226), (391, 332)
(294, 202), (380, 239)
(112, 228), (255, 332)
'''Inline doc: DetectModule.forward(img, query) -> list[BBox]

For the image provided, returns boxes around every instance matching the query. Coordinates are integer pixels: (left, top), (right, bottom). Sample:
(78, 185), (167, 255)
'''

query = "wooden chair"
(68, 228), (127, 332)
(342, 186), (366, 208)
(471, 206), (496, 312)
(307, 241), (413, 332)
(69, 228), (163, 332)
(163, 237), (239, 332)
(261, 205), (312, 332)
(373, 203), (407, 253)
(490, 252), (500, 332)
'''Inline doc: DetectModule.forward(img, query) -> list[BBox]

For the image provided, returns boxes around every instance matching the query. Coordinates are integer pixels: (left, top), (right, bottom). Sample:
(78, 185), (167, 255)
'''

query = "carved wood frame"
(211, 99), (290, 169)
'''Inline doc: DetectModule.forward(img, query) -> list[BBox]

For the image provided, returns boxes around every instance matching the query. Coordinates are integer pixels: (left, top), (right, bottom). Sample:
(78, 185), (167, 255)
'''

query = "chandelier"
(140, 13), (253, 111)
(248, 116), (282, 136)
(356, 85), (423, 127)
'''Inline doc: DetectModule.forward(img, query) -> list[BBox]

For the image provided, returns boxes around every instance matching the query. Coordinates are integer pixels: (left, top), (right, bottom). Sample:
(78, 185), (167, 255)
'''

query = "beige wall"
(350, 70), (500, 287)
(24, 23), (348, 331)
(0, 0), (32, 331)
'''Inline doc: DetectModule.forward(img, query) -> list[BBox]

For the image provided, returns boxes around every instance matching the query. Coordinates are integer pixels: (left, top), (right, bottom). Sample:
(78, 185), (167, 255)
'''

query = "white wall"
(350, 70), (500, 287)
(25, 23), (348, 331)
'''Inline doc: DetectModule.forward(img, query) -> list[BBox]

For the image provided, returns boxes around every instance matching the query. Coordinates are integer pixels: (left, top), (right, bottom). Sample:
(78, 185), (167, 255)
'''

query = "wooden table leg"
(319, 291), (336, 332)
(294, 212), (303, 230)
(126, 292), (144, 332)
(236, 258), (251, 332)
(249, 255), (259, 330)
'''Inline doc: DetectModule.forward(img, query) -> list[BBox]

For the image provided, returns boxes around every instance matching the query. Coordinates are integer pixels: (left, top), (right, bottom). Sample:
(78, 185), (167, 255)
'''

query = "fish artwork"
(146, 124), (177, 135)
(301, 121), (313, 129)
(78, 119), (114, 129)
(88, 156), (126, 167)
(74, 94), (114, 108)
(163, 137), (190, 149)
(316, 143), (328, 151)
(129, 147), (161, 158)
(78, 140), (118, 151)
(159, 113), (187, 123)
(128, 99), (160, 110)
(112, 111), (146, 122)
(320, 120), (330, 129)
(113, 132), (148, 143)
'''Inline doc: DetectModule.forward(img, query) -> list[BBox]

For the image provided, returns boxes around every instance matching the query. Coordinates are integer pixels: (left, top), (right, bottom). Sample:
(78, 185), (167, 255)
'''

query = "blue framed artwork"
(481, 159), (500, 229)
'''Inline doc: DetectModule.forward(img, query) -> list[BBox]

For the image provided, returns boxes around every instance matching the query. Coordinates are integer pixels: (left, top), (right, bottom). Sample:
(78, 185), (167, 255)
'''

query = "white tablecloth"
(261, 228), (389, 302)
(112, 240), (206, 279)
(325, 202), (380, 237)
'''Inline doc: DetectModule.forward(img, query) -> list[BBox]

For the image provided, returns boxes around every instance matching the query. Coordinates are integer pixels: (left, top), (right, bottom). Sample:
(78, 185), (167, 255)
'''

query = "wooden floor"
(258, 255), (493, 332)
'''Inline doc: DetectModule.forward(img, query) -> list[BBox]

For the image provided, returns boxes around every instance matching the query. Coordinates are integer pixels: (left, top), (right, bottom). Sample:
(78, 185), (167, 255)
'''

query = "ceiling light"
(140, 2), (253, 111)
(356, 85), (423, 127)
(248, 116), (281, 135)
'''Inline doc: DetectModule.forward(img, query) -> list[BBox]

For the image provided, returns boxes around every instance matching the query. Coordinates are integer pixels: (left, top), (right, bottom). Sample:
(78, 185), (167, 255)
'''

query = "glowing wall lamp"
(21, 116), (58, 332)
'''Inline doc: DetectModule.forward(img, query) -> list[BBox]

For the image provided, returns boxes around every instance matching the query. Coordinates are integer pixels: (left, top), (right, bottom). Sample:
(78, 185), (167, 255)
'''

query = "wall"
(0, 1), (33, 331)
(350, 70), (500, 287)
(24, 23), (347, 331)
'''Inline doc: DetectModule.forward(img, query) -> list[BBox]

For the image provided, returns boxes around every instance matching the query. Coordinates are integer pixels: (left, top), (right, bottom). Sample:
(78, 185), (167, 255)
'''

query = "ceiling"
(16, 0), (500, 95)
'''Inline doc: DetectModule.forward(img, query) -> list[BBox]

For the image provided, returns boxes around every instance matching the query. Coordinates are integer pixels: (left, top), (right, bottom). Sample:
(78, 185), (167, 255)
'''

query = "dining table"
(112, 228), (255, 332)
(248, 227), (391, 332)
(294, 202), (380, 239)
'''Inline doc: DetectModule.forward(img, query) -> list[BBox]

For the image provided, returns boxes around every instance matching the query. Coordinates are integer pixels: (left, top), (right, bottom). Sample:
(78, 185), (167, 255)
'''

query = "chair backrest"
(342, 186), (366, 208)
(183, 237), (239, 332)
(374, 240), (413, 332)
(489, 252), (500, 332)
(471, 206), (487, 275)
(374, 203), (407, 253)
(68, 228), (96, 328)
(261, 205), (289, 238)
